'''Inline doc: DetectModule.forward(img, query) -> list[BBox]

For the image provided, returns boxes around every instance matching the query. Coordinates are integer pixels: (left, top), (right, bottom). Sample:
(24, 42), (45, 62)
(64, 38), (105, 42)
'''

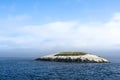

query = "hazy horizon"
(1, 0), (120, 59)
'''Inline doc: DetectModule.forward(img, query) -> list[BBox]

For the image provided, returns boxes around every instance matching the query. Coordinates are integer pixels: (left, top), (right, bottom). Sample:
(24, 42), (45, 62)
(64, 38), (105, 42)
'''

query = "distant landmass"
(35, 52), (109, 63)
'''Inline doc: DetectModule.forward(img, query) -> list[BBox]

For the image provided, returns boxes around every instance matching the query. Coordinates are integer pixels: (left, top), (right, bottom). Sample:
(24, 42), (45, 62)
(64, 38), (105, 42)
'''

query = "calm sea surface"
(0, 58), (120, 80)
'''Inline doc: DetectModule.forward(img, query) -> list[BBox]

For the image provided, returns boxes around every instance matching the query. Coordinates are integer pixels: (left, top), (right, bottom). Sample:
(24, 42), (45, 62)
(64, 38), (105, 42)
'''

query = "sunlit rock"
(35, 52), (109, 63)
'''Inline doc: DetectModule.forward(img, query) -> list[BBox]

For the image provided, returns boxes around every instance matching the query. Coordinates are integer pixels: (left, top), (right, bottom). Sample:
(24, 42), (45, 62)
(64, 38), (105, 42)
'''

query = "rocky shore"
(35, 52), (109, 63)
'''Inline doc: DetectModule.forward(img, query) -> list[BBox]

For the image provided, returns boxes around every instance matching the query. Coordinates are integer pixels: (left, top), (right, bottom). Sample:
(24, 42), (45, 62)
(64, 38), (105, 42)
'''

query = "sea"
(0, 57), (120, 80)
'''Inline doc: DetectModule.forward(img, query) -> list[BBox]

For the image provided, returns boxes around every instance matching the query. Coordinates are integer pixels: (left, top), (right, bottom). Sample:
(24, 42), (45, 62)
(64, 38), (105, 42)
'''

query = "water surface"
(0, 58), (120, 80)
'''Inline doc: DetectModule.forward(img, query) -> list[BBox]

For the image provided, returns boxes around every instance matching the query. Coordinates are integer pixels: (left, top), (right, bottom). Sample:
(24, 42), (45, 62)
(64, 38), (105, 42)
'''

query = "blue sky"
(1, 0), (120, 57)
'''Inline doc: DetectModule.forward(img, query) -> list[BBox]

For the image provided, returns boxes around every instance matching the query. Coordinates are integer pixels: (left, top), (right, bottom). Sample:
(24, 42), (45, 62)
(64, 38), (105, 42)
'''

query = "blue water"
(0, 58), (120, 80)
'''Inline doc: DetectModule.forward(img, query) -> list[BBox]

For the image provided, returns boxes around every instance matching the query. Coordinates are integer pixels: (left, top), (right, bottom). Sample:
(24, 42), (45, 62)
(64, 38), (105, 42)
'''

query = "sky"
(1, 0), (120, 57)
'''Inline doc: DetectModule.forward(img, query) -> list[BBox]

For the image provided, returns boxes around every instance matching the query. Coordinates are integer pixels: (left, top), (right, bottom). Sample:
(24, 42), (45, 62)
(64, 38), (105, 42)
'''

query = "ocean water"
(0, 58), (120, 80)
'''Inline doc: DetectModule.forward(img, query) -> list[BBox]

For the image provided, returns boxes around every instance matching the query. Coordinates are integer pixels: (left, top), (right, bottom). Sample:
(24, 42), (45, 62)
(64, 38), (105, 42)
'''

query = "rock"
(35, 52), (109, 63)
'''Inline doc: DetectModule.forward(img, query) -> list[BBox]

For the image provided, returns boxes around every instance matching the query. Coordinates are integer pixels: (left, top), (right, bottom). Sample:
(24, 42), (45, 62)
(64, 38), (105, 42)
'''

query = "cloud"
(0, 14), (31, 27)
(1, 13), (120, 51)
(7, 14), (30, 22)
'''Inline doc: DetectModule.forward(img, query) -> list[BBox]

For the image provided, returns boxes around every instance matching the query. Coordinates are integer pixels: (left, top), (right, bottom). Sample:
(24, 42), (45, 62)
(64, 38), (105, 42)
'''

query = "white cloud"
(1, 13), (120, 50)
(7, 14), (30, 22)
(0, 14), (31, 27)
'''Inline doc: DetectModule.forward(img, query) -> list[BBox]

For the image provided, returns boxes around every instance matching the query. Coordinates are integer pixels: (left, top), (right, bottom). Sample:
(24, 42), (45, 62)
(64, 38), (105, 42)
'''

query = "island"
(35, 52), (109, 63)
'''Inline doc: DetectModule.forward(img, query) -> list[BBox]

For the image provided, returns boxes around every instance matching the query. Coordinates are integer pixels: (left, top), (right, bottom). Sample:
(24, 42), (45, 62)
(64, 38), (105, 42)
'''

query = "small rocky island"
(35, 52), (109, 63)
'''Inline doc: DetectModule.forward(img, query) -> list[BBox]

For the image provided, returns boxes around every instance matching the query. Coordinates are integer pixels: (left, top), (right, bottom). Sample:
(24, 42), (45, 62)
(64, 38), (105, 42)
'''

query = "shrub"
(55, 52), (87, 56)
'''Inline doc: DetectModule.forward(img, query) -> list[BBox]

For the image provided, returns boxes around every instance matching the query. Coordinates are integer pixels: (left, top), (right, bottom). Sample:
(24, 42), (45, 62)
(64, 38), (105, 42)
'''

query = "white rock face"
(36, 53), (109, 63)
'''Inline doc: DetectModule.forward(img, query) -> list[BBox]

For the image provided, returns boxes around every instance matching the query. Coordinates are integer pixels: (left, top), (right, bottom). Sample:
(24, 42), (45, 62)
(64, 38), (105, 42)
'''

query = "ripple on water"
(0, 59), (120, 80)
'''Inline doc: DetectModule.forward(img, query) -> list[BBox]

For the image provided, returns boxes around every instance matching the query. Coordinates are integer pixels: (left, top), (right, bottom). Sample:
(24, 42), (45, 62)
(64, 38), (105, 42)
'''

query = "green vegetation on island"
(54, 52), (87, 56)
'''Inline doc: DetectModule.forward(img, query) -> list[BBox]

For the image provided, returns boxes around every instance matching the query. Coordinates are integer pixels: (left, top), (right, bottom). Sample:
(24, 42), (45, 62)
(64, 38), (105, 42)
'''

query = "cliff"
(35, 52), (109, 63)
